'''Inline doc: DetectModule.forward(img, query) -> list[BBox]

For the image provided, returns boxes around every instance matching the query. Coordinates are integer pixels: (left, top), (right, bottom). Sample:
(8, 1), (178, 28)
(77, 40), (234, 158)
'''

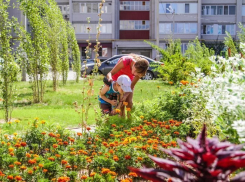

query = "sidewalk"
(25, 70), (83, 81)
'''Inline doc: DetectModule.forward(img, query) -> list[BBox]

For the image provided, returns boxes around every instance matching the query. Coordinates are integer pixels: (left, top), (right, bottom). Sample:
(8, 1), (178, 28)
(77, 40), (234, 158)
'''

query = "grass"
(0, 77), (173, 134)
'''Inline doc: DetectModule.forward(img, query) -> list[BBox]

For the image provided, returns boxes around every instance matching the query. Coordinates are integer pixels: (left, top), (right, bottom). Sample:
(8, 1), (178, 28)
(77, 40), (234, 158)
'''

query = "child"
(99, 75), (132, 115)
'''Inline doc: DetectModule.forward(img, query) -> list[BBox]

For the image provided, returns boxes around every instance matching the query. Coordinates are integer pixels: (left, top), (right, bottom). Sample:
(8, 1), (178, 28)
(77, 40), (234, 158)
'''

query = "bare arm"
(131, 75), (140, 89)
(107, 58), (124, 81)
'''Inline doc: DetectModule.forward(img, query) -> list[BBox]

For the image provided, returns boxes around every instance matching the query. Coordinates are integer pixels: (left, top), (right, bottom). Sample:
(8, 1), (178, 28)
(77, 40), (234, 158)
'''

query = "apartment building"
(7, 0), (245, 60)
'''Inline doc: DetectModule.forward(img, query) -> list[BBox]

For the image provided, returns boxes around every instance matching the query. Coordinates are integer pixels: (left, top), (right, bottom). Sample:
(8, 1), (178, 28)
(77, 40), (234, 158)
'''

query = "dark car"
(81, 55), (163, 80)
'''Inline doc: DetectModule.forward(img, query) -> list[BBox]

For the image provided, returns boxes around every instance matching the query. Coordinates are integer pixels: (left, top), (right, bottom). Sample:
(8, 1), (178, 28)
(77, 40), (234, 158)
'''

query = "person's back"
(99, 81), (119, 115)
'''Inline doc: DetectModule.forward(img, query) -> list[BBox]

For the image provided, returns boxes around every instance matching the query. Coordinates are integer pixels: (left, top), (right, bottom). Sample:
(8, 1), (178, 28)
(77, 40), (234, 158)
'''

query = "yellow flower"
(13, 133), (17, 136)
(40, 120), (45, 124)
(34, 117), (39, 120)
(140, 116), (144, 119)
(14, 120), (20, 123)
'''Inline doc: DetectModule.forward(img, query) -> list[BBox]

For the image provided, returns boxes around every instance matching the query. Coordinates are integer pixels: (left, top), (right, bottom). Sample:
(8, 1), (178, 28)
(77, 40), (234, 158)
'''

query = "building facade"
(8, 0), (245, 60)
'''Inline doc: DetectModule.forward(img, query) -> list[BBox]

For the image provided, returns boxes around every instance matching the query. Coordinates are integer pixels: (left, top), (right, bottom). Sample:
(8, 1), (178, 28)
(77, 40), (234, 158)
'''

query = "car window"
(109, 58), (120, 65)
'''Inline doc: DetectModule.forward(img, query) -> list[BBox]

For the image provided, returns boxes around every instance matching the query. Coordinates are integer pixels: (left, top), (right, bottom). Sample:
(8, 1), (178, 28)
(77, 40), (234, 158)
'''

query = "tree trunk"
(228, 47), (231, 57)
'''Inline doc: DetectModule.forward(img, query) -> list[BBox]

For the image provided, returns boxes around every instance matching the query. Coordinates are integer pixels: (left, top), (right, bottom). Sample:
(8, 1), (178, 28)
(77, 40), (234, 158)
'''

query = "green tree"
(67, 22), (80, 83)
(0, 0), (21, 121)
(19, 0), (50, 103)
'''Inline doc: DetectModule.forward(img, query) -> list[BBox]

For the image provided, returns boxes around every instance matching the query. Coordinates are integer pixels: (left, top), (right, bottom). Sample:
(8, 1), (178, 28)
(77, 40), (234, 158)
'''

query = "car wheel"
(142, 71), (154, 80)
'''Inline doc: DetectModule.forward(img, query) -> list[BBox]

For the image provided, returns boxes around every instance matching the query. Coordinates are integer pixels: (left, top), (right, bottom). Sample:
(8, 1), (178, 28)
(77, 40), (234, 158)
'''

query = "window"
(229, 6), (235, 15)
(73, 3), (79, 13)
(185, 4), (189, 13)
(206, 6), (210, 15)
(202, 6), (205, 15)
(120, 1), (150, 11)
(202, 5), (235, 15)
(202, 24), (235, 35)
(74, 24), (112, 34)
(81, 47), (92, 58)
(159, 23), (172, 34)
(159, 3), (197, 14)
(217, 6), (223, 15)
(102, 48), (108, 57)
(206, 25), (214, 34)
(120, 20), (150, 30)
(243, 5), (245, 16)
(58, 5), (70, 14)
(224, 6), (228, 15)
(211, 6), (216, 15)
(75, 3), (112, 13)
(181, 43), (188, 54)
(159, 23), (197, 34)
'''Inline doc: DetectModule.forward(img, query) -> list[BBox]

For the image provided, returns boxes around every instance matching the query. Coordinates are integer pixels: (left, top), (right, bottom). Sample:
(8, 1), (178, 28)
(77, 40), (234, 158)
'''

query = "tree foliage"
(0, 0), (21, 121)
(145, 37), (214, 83)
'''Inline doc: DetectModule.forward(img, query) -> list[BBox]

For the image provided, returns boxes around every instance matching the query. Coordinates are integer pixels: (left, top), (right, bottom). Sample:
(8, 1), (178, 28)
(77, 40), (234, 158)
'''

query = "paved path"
(25, 70), (83, 81)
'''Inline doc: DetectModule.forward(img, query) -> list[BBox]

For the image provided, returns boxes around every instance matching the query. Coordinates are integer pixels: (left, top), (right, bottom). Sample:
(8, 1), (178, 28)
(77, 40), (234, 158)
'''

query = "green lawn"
(0, 78), (173, 133)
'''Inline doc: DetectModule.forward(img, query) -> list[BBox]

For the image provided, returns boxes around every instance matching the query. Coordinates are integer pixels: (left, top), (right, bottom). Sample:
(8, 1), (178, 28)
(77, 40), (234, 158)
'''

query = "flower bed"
(0, 117), (189, 181)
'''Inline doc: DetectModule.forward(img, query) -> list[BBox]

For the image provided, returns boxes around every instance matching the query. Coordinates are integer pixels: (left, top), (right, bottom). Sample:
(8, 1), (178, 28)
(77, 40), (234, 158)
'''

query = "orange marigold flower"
(123, 102), (128, 106)
(126, 108), (131, 112)
(111, 124), (116, 127)
(43, 169), (48, 173)
(121, 178), (132, 182)
(113, 155), (119, 161)
(7, 175), (14, 180)
(168, 81), (174, 85)
(9, 152), (14, 156)
(101, 168), (110, 174)
(168, 178), (173, 182)
(125, 155), (131, 160)
(63, 141), (69, 145)
(14, 143), (21, 148)
(81, 175), (87, 179)
(86, 127), (91, 131)
(58, 177), (70, 182)
(26, 153), (31, 158)
(77, 132), (82, 136)
(28, 170), (33, 175)
(128, 172), (138, 177)
(137, 157), (143, 161)
(15, 176), (22, 181)
(90, 172), (96, 177)
(9, 164), (14, 168)
(53, 144), (58, 148)
(38, 164), (44, 168)
(61, 160), (68, 165)
(87, 141), (92, 144)
(20, 165), (27, 170)
(20, 142), (27, 147)
(48, 157), (55, 161)
(70, 152), (76, 155)
(115, 109), (121, 113)
(41, 132), (46, 135)
(109, 171), (117, 176)
(14, 161), (21, 166)
(55, 154), (61, 158)
(66, 165), (71, 169)
(28, 159), (36, 165)
(8, 148), (14, 152)
(109, 149), (114, 154)
(174, 131), (179, 135)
